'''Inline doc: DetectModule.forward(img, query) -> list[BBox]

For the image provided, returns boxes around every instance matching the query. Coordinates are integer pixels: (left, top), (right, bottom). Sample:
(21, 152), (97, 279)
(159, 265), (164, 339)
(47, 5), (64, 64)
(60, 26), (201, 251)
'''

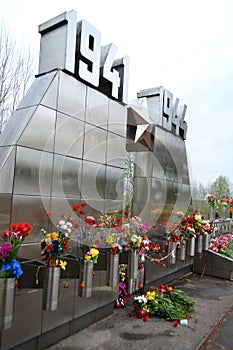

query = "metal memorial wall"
(0, 10), (192, 349)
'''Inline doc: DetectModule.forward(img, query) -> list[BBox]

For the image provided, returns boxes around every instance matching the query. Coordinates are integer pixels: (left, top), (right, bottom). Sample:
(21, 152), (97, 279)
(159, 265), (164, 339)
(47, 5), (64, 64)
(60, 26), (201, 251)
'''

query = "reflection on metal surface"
(58, 72), (86, 119)
(42, 267), (60, 311)
(14, 147), (53, 196)
(18, 105), (56, 152)
(0, 277), (15, 330)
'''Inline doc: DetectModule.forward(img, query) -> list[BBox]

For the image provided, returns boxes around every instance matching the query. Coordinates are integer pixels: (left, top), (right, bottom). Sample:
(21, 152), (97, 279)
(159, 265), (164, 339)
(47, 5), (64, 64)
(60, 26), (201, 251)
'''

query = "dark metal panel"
(106, 132), (127, 168)
(1, 288), (43, 350)
(83, 124), (107, 164)
(58, 71), (86, 119)
(108, 101), (127, 137)
(14, 147), (53, 196)
(18, 105), (56, 152)
(39, 323), (70, 350)
(86, 87), (108, 128)
(0, 146), (15, 193)
(18, 71), (58, 109)
(54, 113), (85, 158)
(52, 154), (82, 198)
(81, 160), (106, 200)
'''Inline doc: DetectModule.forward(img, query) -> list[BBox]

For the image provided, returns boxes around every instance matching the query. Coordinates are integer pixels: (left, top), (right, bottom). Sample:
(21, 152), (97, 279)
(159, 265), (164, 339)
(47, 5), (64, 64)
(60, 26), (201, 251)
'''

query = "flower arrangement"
(177, 211), (213, 240)
(220, 195), (230, 207)
(111, 242), (123, 255)
(84, 247), (99, 264)
(133, 283), (195, 323)
(0, 222), (33, 278)
(206, 194), (220, 208)
(127, 233), (142, 252)
(209, 234), (233, 258)
(40, 215), (73, 269)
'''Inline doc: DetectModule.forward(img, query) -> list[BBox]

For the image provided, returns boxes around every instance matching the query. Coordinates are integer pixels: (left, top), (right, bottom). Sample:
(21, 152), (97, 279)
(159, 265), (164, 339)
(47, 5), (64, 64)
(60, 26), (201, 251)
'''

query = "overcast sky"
(1, 0), (232, 187)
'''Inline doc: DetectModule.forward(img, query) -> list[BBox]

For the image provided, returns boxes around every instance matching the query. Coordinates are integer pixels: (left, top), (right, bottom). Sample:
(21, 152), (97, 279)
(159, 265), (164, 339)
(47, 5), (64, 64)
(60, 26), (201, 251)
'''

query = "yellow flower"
(59, 260), (67, 270)
(84, 254), (92, 260)
(90, 247), (99, 257)
(146, 291), (156, 300)
(106, 235), (114, 244)
(51, 232), (59, 240)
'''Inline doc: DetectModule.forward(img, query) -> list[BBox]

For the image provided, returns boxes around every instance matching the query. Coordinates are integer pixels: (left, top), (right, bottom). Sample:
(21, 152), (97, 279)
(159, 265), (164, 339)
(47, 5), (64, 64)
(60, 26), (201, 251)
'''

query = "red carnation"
(72, 205), (80, 212)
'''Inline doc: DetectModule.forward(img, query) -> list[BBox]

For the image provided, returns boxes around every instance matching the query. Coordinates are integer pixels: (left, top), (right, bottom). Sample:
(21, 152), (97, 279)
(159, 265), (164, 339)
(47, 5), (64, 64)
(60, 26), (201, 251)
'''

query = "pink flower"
(0, 243), (13, 259)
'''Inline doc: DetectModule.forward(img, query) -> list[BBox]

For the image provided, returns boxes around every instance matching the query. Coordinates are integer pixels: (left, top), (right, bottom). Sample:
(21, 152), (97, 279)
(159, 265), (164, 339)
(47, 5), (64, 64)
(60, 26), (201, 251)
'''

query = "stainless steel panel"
(18, 105), (56, 152)
(108, 101), (127, 137)
(83, 124), (107, 164)
(86, 87), (108, 128)
(58, 71), (86, 119)
(54, 113), (85, 158)
(49, 197), (81, 234)
(147, 95), (162, 126)
(165, 132), (184, 182)
(0, 146), (15, 194)
(165, 180), (178, 205)
(0, 106), (37, 147)
(106, 133), (127, 168)
(153, 129), (178, 182)
(152, 155), (165, 179)
(18, 71), (58, 109)
(105, 165), (125, 201)
(182, 151), (191, 185)
(131, 201), (149, 219)
(0, 194), (11, 231)
(38, 10), (77, 75)
(175, 183), (192, 210)
(1, 288), (43, 349)
(14, 147), (53, 196)
(81, 160), (106, 200)
(134, 152), (154, 178)
(42, 279), (75, 333)
(41, 73), (59, 110)
(131, 176), (150, 204)
(104, 199), (126, 214)
(11, 195), (50, 244)
(150, 177), (167, 206)
(52, 154), (82, 198)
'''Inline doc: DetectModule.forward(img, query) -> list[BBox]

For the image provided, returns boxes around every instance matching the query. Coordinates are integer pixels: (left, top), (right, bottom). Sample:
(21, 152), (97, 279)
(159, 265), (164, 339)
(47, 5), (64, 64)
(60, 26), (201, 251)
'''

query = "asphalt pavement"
(46, 272), (233, 350)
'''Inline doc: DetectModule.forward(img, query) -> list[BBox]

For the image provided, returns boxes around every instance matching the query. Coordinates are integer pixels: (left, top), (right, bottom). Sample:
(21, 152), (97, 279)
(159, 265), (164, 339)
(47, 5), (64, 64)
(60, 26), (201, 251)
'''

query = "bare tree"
(0, 24), (35, 132)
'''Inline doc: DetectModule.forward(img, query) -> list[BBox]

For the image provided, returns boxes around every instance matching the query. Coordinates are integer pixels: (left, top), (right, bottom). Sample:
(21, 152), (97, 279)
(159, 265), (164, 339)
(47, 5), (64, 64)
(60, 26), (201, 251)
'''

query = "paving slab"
(46, 273), (233, 350)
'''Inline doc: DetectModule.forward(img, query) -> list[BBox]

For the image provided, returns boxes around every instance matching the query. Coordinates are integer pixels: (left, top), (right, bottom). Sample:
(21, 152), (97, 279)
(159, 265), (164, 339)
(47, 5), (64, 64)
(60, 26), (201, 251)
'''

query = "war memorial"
(1, 9), (232, 350)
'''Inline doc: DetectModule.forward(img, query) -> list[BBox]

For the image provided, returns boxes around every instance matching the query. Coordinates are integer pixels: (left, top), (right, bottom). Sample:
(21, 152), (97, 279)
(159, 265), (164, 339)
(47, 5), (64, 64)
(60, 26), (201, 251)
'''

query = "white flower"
(59, 220), (66, 226)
